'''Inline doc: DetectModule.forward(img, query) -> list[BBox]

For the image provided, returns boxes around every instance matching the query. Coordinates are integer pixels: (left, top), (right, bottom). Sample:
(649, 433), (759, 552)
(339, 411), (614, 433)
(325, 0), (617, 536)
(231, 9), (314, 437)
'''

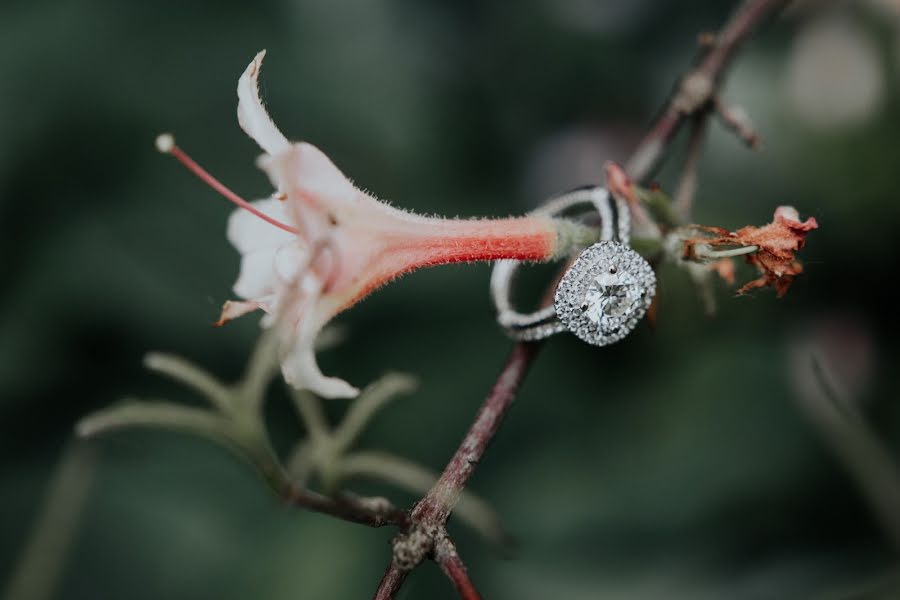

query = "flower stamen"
(155, 133), (299, 235)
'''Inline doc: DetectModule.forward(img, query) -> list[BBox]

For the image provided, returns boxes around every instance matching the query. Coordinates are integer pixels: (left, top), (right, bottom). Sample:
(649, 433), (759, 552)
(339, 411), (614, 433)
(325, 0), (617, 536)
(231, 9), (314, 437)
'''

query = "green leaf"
(332, 372), (418, 454)
(76, 399), (231, 441)
(143, 353), (232, 412)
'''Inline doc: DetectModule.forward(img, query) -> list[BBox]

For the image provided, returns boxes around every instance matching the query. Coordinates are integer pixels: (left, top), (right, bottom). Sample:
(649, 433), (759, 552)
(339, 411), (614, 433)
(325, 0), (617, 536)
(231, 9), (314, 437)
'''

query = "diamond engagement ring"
(490, 186), (656, 345)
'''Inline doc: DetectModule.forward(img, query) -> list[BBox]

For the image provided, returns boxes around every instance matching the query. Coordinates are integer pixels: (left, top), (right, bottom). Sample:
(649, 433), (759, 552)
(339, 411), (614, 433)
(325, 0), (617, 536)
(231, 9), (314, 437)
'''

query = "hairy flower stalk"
(158, 51), (595, 399)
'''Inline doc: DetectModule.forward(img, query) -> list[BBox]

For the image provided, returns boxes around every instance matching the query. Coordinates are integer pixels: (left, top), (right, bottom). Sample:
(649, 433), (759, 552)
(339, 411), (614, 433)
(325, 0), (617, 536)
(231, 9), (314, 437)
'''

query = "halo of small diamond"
(554, 241), (656, 346)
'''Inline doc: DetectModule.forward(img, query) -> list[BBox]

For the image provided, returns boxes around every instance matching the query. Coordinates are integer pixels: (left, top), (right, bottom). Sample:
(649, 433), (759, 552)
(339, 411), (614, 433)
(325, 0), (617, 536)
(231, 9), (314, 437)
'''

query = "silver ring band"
(491, 186), (655, 345)
(491, 187), (626, 339)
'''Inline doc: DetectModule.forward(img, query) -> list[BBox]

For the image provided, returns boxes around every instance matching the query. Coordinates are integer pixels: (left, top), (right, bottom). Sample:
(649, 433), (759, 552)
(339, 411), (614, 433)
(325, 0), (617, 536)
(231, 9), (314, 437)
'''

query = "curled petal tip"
(245, 50), (267, 81)
(281, 357), (360, 399)
(237, 51), (290, 156)
(215, 299), (266, 327)
(775, 205), (818, 232)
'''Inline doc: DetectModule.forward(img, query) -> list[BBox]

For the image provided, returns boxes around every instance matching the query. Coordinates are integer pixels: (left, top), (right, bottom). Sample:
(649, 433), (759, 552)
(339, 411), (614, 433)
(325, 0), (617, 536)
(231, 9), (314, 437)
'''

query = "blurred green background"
(3, 0), (900, 598)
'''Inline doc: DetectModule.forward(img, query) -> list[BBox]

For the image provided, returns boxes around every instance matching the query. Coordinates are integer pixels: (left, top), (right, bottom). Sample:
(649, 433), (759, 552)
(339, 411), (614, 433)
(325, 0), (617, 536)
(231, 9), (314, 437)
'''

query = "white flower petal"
(278, 281), (359, 399)
(226, 198), (294, 254)
(233, 249), (279, 299)
(274, 243), (309, 284)
(260, 143), (356, 212)
(237, 50), (291, 156)
(281, 340), (359, 399)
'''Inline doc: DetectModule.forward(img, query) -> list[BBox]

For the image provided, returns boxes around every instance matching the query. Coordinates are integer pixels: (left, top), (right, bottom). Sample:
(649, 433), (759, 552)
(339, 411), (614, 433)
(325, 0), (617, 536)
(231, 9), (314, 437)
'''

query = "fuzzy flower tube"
(157, 51), (594, 399)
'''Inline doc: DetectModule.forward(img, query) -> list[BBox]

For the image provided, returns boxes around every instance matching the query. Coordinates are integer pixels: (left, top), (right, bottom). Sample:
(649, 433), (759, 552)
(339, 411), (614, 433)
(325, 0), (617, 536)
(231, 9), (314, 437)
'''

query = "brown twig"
(626, 0), (788, 181)
(373, 564), (409, 600)
(284, 487), (410, 529)
(409, 342), (542, 526)
(674, 115), (709, 218)
(714, 97), (762, 149)
(435, 537), (482, 600)
(370, 344), (540, 598)
(370, 0), (790, 597)
(372, 344), (540, 600)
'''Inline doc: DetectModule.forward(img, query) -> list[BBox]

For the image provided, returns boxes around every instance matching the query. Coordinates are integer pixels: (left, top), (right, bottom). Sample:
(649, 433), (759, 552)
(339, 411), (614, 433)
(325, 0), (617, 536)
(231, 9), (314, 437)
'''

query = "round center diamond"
(554, 241), (656, 346)
(583, 271), (644, 325)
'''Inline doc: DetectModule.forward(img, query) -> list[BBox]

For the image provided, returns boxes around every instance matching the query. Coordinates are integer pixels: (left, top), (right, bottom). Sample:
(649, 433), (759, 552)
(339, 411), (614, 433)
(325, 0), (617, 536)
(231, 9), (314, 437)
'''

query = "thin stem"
(372, 564), (409, 600)
(159, 137), (300, 235)
(2, 444), (96, 600)
(332, 374), (417, 454)
(144, 353), (233, 412)
(694, 244), (759, 259)
(372, 345), (539, 600)
(674, 116), (709, 219)
(240, 401), (408, 528)
(291, 390), (331, 446)
(76, 399), (232, 441)
(285, 487), (410, 529)
(435, 538), (482, 600)
(285, 440), (317, 487)
(239, 327), (281, 408)
(802, 356), (900, 551)
(409, 342), (541, 525)
(626, 0), (789, 182)
(714, 97), (761, 148)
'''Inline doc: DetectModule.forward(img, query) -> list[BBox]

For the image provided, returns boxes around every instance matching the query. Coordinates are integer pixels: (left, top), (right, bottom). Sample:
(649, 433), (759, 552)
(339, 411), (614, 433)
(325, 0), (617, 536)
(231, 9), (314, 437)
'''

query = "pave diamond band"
(490, 186), (656, 346)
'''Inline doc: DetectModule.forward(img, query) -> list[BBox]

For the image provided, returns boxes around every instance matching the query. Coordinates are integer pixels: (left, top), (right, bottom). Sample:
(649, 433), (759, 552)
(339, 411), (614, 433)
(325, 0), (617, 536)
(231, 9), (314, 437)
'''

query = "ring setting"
(553, 241), (656, 346)
(490, 186), (656, 346)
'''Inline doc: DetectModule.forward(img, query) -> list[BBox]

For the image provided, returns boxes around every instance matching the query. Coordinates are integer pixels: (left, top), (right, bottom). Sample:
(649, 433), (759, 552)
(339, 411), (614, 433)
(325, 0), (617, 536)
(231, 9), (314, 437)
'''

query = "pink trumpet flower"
(157, 51), (591, 399)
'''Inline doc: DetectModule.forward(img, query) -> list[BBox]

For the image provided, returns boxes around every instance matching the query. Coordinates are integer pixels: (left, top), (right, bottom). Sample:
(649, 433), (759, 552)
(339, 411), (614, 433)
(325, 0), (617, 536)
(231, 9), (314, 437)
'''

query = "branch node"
(673, 72), (714, 114)
(391, 524), (442, 571)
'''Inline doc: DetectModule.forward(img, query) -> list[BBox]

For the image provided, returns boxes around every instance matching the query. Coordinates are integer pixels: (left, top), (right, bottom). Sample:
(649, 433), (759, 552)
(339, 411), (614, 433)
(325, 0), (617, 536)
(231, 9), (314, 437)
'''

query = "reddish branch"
(438, 558), (480, 600)
(284, 487), (410, 529)
(410, 342), (542, 526)
(627, 0), (788, 181)
(372, 565), (409, 600)
(435, 537), (482, 600)
(373, 345), (540, 598)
